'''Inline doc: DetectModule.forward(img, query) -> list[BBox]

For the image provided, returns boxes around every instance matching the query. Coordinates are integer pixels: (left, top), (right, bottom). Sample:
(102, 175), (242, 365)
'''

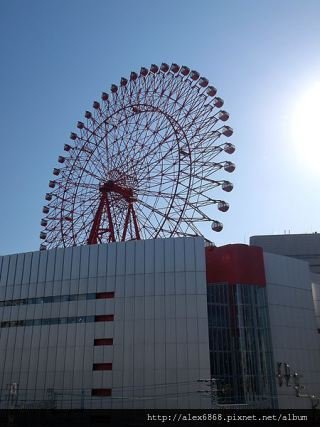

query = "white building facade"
(0, 238), (210, 409)
(250, 233), (320, 408)
(1, 235), (320, 409)
(263, 253), (320, 408)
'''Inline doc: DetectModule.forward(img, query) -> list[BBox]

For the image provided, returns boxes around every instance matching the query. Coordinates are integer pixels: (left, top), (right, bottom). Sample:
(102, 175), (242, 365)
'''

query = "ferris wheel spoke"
(118, 132), (177, 183)
(83, 144), (110, 178)
(186, 222), (203, 236)
(65, 160), (101, 182)
(137, 198), (173, 221)
(70, 194), (100, 225)
(135, 143), (183, 184)
(139, 202), (184, 236)
(126, 114), (175, 163)
(188, 197), (219, 208)
(138, 190), (188, 204)
(76, 137), (108, 176)
(135, 205), (163, 235)
(138, 120), (172, 160)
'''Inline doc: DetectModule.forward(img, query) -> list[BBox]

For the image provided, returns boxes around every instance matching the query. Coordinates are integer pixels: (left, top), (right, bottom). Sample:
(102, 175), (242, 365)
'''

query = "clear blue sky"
(1, 0), (320, 255)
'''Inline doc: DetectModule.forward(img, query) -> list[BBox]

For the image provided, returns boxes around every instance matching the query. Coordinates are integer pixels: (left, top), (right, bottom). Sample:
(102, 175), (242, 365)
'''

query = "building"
(250, 232), (320, 337)
(0, 236), (320, 409)
(250, 233), (320, 274)
(250, 233), (320, 408)
(0, 238), (211, 409)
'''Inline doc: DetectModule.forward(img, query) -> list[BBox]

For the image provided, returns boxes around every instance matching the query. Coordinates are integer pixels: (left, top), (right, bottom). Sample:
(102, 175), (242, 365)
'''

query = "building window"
(0, 314), (114, 329)
(94, 338), (113, 346)
(0, 291), (115, 308)
(96, 292), (115, 299)
(207, 284), (276, 407)
(95, 314), (114, 322)
(91, 388), (112, 397)
(93, 363), (112, 371)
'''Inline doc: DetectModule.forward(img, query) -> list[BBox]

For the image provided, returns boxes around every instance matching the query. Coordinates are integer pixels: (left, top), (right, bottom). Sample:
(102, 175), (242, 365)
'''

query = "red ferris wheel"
(40, 63), (235, 250)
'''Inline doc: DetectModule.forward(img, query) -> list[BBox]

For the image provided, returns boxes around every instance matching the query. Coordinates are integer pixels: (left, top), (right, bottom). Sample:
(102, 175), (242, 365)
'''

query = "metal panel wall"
(265, 252), (320, 409)
(0, 237), (210, 409)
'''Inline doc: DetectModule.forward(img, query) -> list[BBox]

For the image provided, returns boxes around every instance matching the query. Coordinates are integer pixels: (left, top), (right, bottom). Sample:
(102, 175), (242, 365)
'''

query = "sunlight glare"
(292, 82), (320, 166)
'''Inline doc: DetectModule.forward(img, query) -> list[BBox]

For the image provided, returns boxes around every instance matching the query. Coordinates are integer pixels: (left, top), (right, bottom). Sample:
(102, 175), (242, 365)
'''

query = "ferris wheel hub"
(100, 180), (135, 202)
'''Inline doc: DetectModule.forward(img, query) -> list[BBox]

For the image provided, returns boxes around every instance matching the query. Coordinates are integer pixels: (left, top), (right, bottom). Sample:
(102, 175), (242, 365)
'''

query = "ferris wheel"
(40, 63), (235, 249)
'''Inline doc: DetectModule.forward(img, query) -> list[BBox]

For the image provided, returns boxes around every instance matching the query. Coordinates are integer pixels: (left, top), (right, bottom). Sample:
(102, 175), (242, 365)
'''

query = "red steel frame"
(87, 180), (140, 244)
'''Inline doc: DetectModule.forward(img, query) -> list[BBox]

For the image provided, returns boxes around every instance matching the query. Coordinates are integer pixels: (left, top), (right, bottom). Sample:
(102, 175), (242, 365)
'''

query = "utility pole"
(197, 378), (218, 407)
(276, 362), (320, 409)
(7, 383), (18, 409)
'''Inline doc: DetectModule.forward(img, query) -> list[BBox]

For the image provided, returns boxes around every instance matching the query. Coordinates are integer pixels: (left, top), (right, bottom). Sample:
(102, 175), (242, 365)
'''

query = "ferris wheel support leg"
(121, 203), (140, 241)
(87, 192), (116, 244)
(105, 193), (116, 242)
(131, 205), (141, 240)
(87, 194), (106, 245)
(121, 204), (132, 241)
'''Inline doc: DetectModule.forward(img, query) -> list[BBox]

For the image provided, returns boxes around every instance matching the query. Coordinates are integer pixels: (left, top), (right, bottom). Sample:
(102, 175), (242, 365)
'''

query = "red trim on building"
(93, 363), (112, 371)
(94, 338), (113, 346)
(96, 292), (115, 299)
(91, 388), (112, 397)
(95, 314), (114, 322)
(205, 244), (266, 287)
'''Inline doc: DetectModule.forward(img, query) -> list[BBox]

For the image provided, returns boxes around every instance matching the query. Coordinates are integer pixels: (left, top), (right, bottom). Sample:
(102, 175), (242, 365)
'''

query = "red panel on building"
(205, 244), (266, 287)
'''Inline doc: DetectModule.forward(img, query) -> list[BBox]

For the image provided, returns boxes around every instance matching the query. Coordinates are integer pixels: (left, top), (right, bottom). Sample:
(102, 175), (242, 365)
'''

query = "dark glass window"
(0, 291), (115, 308)
(91, 389), (112, 397)
(96, 292), (115, 299)
(93, 363), (112, 371)
(0, 313), (115, 329)
(94, 338), (113, 346)
(95, 314), (114, 322)
(207, 283), (276, 407)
